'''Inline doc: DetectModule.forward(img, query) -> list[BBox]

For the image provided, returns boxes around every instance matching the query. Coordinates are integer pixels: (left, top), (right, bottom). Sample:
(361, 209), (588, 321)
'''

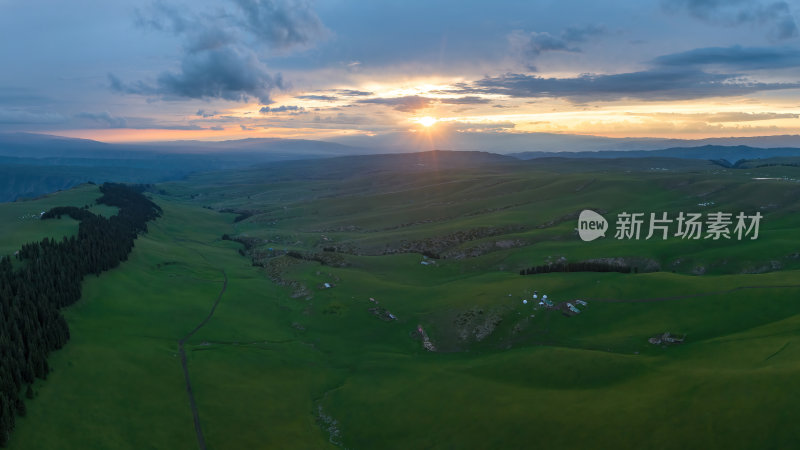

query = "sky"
(3, 0), (800, 144)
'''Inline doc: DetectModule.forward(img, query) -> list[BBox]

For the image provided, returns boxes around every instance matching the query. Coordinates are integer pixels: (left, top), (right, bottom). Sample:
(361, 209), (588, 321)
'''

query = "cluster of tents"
(521, 292), (589, 314)
(521, 291), (553, 307)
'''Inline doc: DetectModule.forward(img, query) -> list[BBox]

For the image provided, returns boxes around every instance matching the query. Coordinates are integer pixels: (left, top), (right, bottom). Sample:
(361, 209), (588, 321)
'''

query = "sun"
(418, 116), (438, 127)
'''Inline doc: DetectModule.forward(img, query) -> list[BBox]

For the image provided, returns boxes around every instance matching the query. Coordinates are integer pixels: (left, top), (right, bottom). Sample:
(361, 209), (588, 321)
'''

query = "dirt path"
(178, 270), (228, 450)
(587, 283), (800, 303)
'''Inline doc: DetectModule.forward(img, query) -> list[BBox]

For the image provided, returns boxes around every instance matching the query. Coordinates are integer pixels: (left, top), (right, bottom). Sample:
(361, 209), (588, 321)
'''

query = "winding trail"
(178, 270), (228, 450)
(587, 283), (800, 303)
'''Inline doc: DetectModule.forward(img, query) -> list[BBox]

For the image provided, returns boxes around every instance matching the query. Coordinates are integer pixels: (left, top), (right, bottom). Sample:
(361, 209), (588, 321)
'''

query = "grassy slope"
(8, 196), (336, 449)
(0, 184), (117, 257)
(4, 156), (800, 449)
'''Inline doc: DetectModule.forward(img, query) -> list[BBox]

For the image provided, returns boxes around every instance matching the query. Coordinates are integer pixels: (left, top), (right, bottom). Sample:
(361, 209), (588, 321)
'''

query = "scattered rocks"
(316, 404), (342, 445)
(584, 257), (660, 273)
(454, 307), (503, 342)
(648, 332), (686, 346)
(382, 225), (525, 259)
(494, 239), (522, 249)
(741, 260), (783, 274)
(416, 324), (436, 352)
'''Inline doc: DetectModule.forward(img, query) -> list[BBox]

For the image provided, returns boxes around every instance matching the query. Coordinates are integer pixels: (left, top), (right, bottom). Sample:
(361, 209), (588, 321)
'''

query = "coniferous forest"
(519, 260), (635, 276)
(0, 183), (161, 446)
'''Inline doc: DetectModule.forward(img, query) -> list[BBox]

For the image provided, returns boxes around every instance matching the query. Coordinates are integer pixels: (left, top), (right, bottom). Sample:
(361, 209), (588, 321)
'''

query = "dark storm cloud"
(113, 0), (326, 104)
(652, 45), (800, 70)
(357, 95), (434, 112)
(156, 47), (285, 103)
(76, 112), (128, 128)
(469, 68), (800, 101)
(662, 0), (798, 40)
(110, 50), (284, 105)
(259, 104), (304, 113)
(438, 96), (491, 105)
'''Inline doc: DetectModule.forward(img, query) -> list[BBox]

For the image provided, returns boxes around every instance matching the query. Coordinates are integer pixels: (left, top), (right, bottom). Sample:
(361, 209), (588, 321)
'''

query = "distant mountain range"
(512, 145), (800, 162)
(3, 131), (800, 201)
(327, 130), (800, 153)
(8, 131), (800, 159)
(0, 132), (367, 160)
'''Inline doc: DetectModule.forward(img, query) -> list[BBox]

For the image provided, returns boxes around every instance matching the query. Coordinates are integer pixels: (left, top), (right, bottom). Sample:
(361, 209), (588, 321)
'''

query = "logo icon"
(578, 209), (607, 242)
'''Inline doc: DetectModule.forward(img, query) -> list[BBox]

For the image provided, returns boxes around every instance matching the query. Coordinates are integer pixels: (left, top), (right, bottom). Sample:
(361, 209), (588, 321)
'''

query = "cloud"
(631, 111), (800, 122)
(311, 112), (370, 125)
(114, 0), (326, 104)
(507, 24), (608, 71)
(438, 96), (491, 104)
(111, 46), (283, 105)
(233, 0), (327, 49)
(469, 68), (800, 102)
(0, 109), (65, 125)
(296, 94), (338, 101)
(652, 45), (800, 70)
(196, 109), (218, 117)
(358, 95), (434, 112)
(108, 73), (153, 96)
(508, 30), (578, 70)
(662, 0), (798, 40)
(706, 111), (799, 121)
(336, 89), (373, 96)
(157, 47), (284, 103)
(259, 104), (304, 113)
(561, 24), (608, 43)
(438, 121), (517, 133)
(76, 112), (128, 128)
(133, 0), (190, 33)
(134, 2), (238, 53)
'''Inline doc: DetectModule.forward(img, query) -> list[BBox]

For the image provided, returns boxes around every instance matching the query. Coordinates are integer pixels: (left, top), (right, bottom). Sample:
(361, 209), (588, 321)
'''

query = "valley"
(4, 153), (800, 449)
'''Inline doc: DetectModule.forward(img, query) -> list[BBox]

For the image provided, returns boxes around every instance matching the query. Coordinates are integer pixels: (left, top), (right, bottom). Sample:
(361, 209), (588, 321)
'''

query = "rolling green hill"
(4, 152), (800, 449)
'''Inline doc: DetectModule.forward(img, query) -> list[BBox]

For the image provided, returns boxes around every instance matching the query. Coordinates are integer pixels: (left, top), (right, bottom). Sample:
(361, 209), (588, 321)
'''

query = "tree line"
(0, 183), (161, 446)
(519, 260), (635, 276)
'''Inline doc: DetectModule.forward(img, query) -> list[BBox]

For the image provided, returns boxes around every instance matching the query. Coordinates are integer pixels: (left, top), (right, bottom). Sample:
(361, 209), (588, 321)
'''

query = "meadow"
(4, 153), (800, 449)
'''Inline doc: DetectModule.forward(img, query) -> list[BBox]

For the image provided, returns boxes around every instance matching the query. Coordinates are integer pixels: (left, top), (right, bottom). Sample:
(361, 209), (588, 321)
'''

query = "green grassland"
(5, 154), (800, 449)
(0, 183), (117, 256)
